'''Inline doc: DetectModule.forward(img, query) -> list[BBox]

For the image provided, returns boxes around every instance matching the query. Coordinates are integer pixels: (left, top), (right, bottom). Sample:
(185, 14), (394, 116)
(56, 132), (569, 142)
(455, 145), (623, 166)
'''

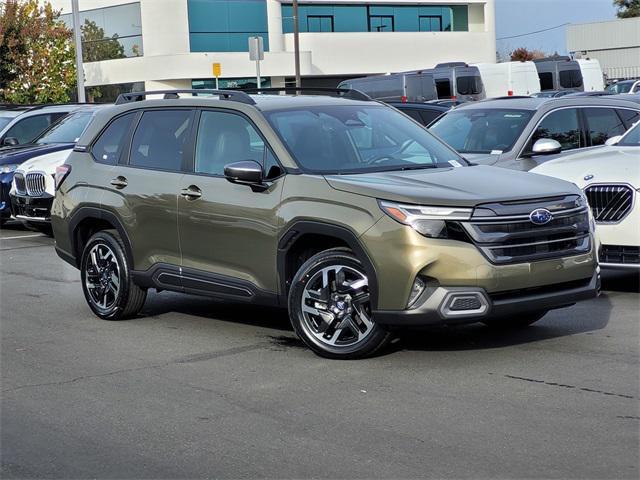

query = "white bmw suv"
(531, 122), (640, 269)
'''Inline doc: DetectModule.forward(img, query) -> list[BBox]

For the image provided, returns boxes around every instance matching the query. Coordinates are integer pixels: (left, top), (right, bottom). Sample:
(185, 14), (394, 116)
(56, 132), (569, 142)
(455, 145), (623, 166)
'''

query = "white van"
(474, 61), (541, 98)
(576, 59), (605, 91)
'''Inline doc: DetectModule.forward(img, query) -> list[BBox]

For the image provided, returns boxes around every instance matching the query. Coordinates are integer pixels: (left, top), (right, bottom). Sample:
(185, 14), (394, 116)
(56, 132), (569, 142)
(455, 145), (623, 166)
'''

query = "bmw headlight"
(0, 164), (19, 174)
(379, 201), (472, 238)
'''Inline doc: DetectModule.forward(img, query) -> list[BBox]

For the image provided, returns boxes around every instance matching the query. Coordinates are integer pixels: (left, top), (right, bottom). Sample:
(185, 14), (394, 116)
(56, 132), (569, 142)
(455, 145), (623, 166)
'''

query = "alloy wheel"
(84, 243), (121, 313)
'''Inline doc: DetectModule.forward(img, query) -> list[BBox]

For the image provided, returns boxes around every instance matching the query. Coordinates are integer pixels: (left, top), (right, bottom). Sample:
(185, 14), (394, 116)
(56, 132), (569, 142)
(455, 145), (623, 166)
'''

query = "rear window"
(456, 76), (482, 95)
(539, 72), (554, 90)
(435, 79), (452, 98)
(430, 108), (534, 154)
(559, 69), (583, 89)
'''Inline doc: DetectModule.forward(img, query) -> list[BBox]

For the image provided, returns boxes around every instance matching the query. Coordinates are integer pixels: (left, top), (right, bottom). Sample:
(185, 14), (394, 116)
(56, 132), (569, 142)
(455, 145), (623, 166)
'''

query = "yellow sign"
(213, 63), (221, 78)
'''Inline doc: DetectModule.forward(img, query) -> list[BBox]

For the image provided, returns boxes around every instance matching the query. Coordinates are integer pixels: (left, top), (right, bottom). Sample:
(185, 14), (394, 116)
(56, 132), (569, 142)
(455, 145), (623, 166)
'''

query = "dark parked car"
(389, 102), (450, 126)
(0, 105), (105, 225)
(429, 96), (640, 171)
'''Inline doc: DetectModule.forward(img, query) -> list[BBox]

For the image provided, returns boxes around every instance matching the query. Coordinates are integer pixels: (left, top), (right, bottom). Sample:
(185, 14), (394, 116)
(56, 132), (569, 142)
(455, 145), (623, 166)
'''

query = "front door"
(177, 109), (284, 296)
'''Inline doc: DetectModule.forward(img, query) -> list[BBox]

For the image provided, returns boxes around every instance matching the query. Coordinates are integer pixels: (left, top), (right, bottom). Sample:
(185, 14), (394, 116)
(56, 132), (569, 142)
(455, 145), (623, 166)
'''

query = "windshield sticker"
(490, 150), (503, 155)
(448, 160), (463, 168)
(504, 114), (523, 118)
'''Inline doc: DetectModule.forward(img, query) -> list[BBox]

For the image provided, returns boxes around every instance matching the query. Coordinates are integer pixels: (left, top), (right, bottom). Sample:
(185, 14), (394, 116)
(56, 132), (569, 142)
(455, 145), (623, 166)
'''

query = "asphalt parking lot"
(1, 223), (638, 479)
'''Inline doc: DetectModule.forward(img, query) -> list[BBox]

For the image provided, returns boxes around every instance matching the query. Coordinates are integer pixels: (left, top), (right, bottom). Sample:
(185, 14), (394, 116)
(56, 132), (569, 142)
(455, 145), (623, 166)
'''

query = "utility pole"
(71, 0), (86, 102)
(293, 0), (301, 88)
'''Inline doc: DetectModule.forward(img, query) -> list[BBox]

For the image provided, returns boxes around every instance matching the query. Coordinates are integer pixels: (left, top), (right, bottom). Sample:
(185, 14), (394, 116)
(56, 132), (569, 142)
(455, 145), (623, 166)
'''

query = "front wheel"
(288, 248), (391, 359)
(80, 230), (146, 320)
(482, 310), (548, 329)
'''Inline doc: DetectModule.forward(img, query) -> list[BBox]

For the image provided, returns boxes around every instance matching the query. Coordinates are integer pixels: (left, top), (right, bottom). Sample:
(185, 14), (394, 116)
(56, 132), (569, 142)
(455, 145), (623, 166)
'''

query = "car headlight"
(379, 200), (472, 238)
(0, 164), (19, 174)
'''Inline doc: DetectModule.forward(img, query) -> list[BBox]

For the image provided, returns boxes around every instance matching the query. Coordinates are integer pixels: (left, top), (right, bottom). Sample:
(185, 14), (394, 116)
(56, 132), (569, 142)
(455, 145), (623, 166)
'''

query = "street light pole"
(71, 0), (86, 102)
(293, 0), (301, 88)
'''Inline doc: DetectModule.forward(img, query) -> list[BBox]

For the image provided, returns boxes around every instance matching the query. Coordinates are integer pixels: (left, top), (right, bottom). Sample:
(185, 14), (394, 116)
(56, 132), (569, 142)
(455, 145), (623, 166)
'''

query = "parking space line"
(1, 234), (45, 240)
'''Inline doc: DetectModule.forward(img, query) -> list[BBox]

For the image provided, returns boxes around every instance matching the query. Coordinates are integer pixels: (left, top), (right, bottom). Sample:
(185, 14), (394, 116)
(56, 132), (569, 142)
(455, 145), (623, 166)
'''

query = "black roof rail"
(489, 95), (535, 100)
(238, 87), (372, 101)
(114, 89), (256, 105)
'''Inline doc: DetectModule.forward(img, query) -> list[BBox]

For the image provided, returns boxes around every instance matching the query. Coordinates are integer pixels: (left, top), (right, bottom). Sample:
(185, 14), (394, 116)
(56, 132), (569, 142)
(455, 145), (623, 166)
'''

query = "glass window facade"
(188, 0), (269, 52)
(192, 78), (272, 90)
(282, 4), (468, 33)
(61, 2), (143, 62)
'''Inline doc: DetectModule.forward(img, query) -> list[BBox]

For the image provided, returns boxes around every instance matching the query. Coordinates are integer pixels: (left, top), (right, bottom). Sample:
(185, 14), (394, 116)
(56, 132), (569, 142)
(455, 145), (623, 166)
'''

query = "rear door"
(177, 109), (284, 296)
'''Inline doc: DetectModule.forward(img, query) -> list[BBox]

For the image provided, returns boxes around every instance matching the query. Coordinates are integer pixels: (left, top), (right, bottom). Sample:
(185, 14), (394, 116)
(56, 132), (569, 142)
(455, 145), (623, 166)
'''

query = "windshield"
(430, 108), (534, 154)
(617, 122), (640, 147)
(35, 111), (93, 145)
(264, 105), (464, 174)
(606, 82), (633, 94)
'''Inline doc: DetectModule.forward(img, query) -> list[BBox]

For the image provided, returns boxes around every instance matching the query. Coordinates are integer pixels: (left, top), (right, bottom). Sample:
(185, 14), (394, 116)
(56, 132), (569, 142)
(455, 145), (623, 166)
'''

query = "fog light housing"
(407, 277), (426, 308)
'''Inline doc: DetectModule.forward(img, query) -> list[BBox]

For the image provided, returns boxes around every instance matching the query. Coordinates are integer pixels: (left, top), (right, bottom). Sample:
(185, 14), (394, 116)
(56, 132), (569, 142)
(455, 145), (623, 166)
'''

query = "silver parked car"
(429, 97), (640, 171)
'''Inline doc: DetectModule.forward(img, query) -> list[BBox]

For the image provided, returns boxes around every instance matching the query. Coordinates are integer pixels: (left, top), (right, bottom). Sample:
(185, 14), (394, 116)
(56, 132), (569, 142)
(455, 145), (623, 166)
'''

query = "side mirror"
(224, 160), (268, 191)
(605, 135), (622, 146)
(2, 137), (19, 146)
(531, 138), (562, 156)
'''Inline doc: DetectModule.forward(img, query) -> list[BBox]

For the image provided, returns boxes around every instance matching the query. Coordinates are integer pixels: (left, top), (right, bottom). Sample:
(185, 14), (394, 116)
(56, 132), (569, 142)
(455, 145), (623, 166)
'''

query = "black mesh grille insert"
(585, 185), (633, 223)
(600, 245), (640, 265)
(450, 296), (483, 311)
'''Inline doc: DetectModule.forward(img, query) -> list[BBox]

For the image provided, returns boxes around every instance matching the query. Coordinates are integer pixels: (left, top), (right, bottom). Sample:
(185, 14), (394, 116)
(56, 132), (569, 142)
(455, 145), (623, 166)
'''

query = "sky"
(495, 0), (618, 58)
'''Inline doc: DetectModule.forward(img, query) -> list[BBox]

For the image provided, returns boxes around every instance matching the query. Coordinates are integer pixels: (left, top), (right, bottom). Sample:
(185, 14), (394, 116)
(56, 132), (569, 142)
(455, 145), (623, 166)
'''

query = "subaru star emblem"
(529, 208), (553, 225)
(584, 174), (594, 181)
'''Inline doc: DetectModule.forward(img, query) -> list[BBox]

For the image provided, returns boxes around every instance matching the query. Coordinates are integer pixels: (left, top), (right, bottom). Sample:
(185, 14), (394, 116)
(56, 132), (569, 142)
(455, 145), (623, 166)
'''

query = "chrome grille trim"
(461, 205), (592, 265)
(584, 184), (634, 224)
(14, 172), (26, 195)
(25, 172), (46, 196)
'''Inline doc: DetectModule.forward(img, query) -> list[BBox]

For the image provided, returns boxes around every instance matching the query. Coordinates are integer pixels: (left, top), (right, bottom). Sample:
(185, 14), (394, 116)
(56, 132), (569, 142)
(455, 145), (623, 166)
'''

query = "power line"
(497, 22), (571, 41)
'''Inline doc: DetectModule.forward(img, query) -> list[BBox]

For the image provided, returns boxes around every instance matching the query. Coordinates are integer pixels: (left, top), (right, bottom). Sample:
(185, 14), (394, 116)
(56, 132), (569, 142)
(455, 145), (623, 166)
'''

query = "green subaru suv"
(51, 89), (599, 359)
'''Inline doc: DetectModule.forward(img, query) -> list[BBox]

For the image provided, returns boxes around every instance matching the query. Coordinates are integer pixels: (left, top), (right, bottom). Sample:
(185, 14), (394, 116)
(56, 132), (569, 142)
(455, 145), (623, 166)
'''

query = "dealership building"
(49, 0), (496, 97)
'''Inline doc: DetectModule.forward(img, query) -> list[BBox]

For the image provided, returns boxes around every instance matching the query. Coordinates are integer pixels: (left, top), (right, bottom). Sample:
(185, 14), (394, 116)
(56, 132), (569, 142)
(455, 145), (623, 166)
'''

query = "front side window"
(617, 122), (640, 147)
(36, 111), (94, 145)
(584, 108), (626, 146)
(530, 108), (581, 151)
(430, 109), (534, 154)
(129, 110), (193, 171)
(3, 113), (63, 144)
(91, 113), (136, 165)
(605, 82), (633, 94)
(195, 111), (267, 176)
(265, 105), (462, 174)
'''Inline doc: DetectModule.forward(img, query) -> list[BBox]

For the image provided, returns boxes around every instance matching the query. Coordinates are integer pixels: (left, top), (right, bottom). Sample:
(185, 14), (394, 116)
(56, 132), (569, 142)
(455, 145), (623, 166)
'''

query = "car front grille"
(461, 199), (592, 265)
(584, 184), (634, 223)
(14, 172), (26, 195)
(25, 172), (46, 196)
(600, 245), (640, 265)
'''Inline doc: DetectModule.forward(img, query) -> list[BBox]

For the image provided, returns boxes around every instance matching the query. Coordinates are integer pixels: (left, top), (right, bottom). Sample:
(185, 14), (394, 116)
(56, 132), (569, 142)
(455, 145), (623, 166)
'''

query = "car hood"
(15, 148), (73, 174)
(324, 165), (581, 207)
(0, 143), (74, 165)
(531, 146), (640, 189)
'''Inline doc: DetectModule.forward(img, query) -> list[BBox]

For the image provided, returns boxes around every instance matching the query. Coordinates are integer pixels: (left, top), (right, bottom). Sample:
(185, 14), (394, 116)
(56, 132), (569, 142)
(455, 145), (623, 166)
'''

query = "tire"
(80, 229), (146, 320)
(482, 310), (548, 329)
(288, 248), (391, 359)
(25, 221), (53, 236)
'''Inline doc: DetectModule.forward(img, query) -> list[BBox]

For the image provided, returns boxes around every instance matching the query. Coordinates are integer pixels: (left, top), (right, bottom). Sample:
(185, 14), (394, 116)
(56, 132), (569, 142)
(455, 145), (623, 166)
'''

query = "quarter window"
(92, 113), (136, 165)
(195, 111), (268, 176)
(129, 110), (193, 171)
(531, 109), (582, 151)
(617, 109), (640, 129)
(584, 108), (626, 146)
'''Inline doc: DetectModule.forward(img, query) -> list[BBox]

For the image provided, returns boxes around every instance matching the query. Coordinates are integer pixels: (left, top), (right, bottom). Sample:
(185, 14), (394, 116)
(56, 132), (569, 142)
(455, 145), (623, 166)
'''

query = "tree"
(0, 0), (76, 104)
(510, 47), (547, 62)
(613, 0), (640, 18)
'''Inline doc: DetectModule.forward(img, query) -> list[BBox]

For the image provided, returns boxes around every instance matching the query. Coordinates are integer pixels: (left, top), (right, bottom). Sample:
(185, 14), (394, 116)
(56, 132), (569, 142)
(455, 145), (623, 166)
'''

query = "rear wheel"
(482, 311), (548, 329)
(288, 248), (391, 359)
(80, 230), (146, 320)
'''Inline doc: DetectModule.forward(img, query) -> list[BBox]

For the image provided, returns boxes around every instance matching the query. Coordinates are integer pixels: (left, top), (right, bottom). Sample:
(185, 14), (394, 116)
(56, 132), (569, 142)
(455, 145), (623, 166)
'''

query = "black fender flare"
(67, 207), (135, 269)
(277, 220), (379, 309)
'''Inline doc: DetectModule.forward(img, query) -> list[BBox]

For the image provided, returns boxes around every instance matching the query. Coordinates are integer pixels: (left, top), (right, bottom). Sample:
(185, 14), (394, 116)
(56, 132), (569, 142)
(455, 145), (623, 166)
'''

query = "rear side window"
(130, 110), (193, 171)
(91, 113), (136, 165)
(559, 70), (583, 89)
(3, 113), (63, 144)
(539, 72), (554, 90)
(531, 108), (582, 151)
(583, 108), (626, 146)
(456, 76), (482, 95)
(617, 109), (640, 129)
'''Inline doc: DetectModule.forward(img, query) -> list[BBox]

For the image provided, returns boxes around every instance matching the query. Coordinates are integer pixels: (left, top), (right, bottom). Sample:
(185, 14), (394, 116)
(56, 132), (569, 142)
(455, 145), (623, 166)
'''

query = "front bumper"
(10, 193), (53, 223)
(374, 271), (600, 326)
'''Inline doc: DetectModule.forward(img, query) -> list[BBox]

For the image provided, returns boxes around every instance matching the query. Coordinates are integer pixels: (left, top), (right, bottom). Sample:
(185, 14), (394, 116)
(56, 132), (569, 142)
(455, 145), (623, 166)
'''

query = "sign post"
(212, 62), (221, 89)
(248, 36), (264, 88)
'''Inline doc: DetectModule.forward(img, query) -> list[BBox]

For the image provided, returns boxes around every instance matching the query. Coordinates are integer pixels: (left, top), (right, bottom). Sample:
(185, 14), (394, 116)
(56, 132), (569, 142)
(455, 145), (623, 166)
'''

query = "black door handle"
(110, 176), (128, 189)
(180, 185), (202, 200)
